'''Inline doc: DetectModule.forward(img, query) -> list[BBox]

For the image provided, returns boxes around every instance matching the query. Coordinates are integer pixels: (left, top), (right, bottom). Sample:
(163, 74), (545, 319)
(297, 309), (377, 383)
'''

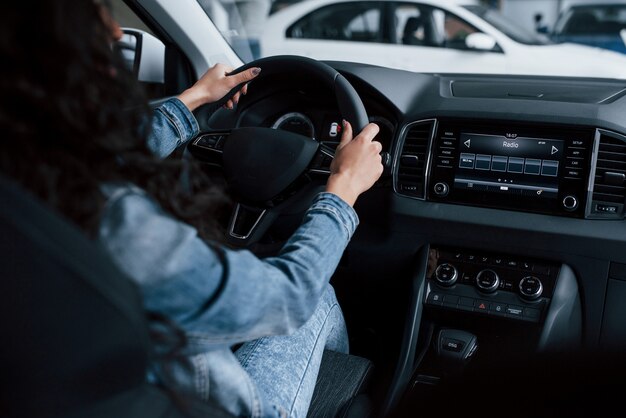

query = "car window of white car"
(287, 2), (385, 43)
(396, 3), (494, 52)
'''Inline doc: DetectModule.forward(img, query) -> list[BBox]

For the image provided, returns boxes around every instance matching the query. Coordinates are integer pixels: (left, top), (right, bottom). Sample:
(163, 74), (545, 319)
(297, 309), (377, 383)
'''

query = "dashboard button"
(434, 182), (449, 197)
(564, 168), (582, 178)
(568, 139), (585, 147)
(440, 148), (454, 157)
(524, 308), (541, 321)
(521, 261), (533, 270)
(441, 139), (457, 147)
(489, 302), (507, 317)
(458, 297), (475, 311)
(437, 156), (454, 167)
(506, 306), (524, 317)
(474, 300), (489, 313)
(567, 148), (585, 158)
(442, 338), (465, 352)
(427, 292), (444, 306)
(566, 158), (583, 168)
(443, 294), (460, 308)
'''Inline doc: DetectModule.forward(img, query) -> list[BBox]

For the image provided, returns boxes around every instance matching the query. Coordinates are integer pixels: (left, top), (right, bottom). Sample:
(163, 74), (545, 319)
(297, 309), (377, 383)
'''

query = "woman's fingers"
(338, 120), (353, 150)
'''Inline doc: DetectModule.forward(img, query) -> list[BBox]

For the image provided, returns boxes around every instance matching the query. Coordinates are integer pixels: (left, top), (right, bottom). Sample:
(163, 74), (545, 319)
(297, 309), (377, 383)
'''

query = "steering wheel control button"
(435, 263), (458, 286)
(426, 292), (444, 306)
(194, 133), (227, 152)
(476, 269), (500, 293)
(519, 276), (543, 300)
(563, 195), (578, 211)
(433, 182), (449, 197)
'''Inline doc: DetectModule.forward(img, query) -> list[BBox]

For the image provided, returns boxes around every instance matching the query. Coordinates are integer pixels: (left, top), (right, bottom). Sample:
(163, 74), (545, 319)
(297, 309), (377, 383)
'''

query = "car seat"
(402, 13), (442, 47)
(402, 16), (424, 45)
(0, 176), (373, 418)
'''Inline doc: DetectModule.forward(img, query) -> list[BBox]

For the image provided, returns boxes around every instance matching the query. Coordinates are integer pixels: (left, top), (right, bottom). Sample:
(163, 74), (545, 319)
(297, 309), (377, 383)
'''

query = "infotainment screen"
(454, 133), (564, 199)
(424, 120), (593, 217)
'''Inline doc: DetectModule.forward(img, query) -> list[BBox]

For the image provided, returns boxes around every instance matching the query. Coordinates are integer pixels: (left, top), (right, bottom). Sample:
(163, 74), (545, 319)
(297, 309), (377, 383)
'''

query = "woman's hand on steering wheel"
(326, 121), (383, 207)
(178, 63), (261, 112)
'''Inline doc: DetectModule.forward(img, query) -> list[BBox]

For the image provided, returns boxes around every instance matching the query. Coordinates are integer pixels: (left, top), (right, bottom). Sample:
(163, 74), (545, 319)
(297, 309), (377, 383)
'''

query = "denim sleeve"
(98, 189), (359, 346)
(147, 98), (200, 159)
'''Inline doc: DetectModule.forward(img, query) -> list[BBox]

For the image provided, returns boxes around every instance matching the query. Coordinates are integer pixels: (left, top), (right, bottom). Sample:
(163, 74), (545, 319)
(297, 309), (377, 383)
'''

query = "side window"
(437, 9), (480, 49)
(288, 2), (383, 43)
(395, 3), (444, 47)
(109, 0), (192, 101)
(110, 0), (154, 35)
(396, 4), (481, 50)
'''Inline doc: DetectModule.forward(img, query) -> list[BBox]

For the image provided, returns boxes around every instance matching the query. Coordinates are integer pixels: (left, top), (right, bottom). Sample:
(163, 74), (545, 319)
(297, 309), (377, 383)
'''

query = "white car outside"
(260, 0), (626, 79)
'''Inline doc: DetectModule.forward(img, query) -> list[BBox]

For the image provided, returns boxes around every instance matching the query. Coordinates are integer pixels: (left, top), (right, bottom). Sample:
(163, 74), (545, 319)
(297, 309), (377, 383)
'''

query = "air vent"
(591, 132), (626, 216)
(395, 120), (435, 199)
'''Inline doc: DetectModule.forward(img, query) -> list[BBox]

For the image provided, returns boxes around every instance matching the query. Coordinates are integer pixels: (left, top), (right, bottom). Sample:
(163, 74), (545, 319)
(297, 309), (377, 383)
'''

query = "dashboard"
(188, 62), (626, 412)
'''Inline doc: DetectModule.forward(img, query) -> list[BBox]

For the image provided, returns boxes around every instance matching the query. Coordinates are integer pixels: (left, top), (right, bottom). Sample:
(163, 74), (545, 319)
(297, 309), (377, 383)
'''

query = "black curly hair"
(0, 0), (230, 240)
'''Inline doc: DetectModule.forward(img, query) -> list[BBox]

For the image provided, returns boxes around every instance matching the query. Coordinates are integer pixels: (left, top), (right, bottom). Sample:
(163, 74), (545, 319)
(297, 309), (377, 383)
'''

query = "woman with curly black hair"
(0, 1), (383, 417)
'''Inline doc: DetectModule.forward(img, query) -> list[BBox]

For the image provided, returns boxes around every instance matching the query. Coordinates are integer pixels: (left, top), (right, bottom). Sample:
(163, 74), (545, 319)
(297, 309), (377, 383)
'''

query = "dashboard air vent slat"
(592, 133), (626, 206)
(395, 120), (435, 199)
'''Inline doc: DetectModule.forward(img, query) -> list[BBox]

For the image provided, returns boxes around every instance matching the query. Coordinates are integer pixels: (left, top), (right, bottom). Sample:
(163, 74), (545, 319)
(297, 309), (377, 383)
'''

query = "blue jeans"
(236, 285), (349, 417)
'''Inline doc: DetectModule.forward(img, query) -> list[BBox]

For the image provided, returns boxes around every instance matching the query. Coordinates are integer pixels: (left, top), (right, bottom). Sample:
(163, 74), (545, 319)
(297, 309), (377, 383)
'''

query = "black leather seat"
(0, 177), (373, 418)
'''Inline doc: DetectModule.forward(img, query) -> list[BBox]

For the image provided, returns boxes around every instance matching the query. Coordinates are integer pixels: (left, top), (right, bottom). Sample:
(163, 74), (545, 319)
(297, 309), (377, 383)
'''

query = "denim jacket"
(97, 98), (359, 417)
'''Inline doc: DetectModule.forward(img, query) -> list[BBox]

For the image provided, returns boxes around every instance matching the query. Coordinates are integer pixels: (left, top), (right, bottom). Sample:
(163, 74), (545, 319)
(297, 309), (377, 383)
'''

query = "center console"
(425, 246), (559, 323)
(428, 120), (595, 217)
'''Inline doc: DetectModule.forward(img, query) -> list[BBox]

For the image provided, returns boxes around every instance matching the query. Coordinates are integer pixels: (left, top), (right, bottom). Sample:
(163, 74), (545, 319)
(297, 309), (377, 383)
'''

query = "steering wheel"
(188, 56), (369, 247)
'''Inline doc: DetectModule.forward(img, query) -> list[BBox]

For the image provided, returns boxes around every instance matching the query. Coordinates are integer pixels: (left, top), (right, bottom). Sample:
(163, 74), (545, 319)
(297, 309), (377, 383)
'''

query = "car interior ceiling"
(6, 5), (626, 417)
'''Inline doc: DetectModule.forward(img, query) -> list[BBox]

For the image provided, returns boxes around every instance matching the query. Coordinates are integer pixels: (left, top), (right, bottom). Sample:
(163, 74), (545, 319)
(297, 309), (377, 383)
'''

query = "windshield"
(196, 0), (626, 80)
(463, 5), (547, 45)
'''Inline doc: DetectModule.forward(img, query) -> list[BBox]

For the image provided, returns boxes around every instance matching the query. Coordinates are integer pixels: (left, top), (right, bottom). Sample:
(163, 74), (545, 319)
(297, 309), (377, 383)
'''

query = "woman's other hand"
(325, 121), (383, 207)
(178, 63), (261, 111)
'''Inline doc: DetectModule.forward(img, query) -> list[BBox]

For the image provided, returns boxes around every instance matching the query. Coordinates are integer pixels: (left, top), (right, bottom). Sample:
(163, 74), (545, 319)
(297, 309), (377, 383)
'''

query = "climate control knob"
(433, 182), (449, 197)
(519, 276), (543, 300)
(475, 269), (500, 293)
(435, 263), (458, 286)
